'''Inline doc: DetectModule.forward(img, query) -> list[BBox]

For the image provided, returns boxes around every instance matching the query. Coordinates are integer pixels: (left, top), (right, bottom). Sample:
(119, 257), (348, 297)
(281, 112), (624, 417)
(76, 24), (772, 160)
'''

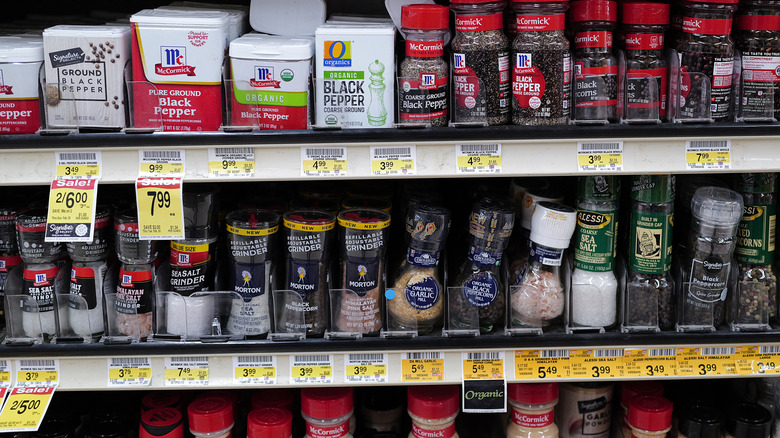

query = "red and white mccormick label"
(454, 53), (480, 109)
(737, 15), (780, 31)
(511, 410), (554, 428)
(306, 421), (349, 438)
(406, 40), (445, 58)
(682, 17), (733, 35)
(513, 53), (545, 109)
(170, 243), (211, 268)
(455, 13), (503, 32)
(25, 267), (57, 287)
(627, 67), (668, 116)
(713, 59), (734, 88)
(0, 255), (22, 273)
(516, 14), (565, 31)
(625, 34), (664, 51)
(574, 31), (613, 49)
(411, 423), (456, 438)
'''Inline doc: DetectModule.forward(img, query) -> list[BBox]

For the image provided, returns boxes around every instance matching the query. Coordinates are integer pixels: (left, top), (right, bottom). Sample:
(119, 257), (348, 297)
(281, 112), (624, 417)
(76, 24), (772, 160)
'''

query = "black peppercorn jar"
(450, 0), (511, 125)
(399, 4), (450, 127)
(511, 0), (571, 125)
(734, 0), (780, 121)
(569, 0), (619, 124)
(675, 0), (738, 122)
(622, 2), (670, 123)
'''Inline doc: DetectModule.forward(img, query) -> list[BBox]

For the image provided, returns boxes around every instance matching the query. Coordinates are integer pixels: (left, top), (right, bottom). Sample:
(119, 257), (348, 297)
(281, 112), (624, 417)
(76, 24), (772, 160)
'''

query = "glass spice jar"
(570, 0), (619, 124)
(676, 0), (738, 122)
(399, 4), (450, 127)
(731, 174), (777, 330)
(407, 385), (460, 438)
(511, 0), (571, 125)
(734, 0), (780, 121)
(627, 396), (673, 438)
(506, 383), (559, 438)
(450, 0), (511, 125)
(622, 2), (670, 122)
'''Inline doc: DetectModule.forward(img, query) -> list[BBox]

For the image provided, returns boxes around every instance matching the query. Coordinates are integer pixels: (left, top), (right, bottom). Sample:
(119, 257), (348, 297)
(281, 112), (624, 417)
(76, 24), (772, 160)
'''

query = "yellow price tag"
(144, 162), (184, 176)
(371, 159), (414, 174)
(301, 159), (347, 173)
(686, 151), (730, 165)
(676, 347), (736, 376)
(456, 155), (501, 169)
(577, 153), (623, 167)
(514, 349), (570, 379)
(570, 349), (624, 378)
(235, 367), (276, 380)
(209, 160), (255, 177)
(164, 368), (208, 383)
(56, 164), (100, 179)
(109, 367), (151, 381)
(463, 353), (504, 380)
(0, 387), (55, 432)
(347, 364), (386, 377)
(136, 177), (184, 240)
(0, 371), (10, 385)
(735, 346), (780, 375)
(402, 356), (444, 382)
(292, 366), (332, 379)
(685, 140), (731, 170)
(623, 348), (676, 378)
(16, 371), (58, 386)
(46, 179), (98, 242)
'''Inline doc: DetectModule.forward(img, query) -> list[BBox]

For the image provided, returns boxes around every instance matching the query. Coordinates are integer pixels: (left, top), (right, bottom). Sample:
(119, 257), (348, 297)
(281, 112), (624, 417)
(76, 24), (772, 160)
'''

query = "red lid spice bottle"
(627, 396), (673, 438)
(407, 385), (460, 438)
(248, 408), (293, 438)
(188, 395), (235, 438)
(301, 388), (354, 438)
(506, 383), (559, 438)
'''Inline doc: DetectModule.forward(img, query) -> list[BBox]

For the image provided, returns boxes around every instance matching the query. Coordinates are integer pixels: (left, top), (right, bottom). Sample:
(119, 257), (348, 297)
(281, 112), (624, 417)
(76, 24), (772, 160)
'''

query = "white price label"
(290, 354), (333, 384)
(208, 147), (255, 178)
(456, 144), (502, 174)
(15, 360), (59, 387)
(55, 151), (101, 179)
(301, 147), (347, 177)
(370, 145), (416, 176)
(686, 140), (731, 170)
(107, 357), (152, 387)
(233, 355), (276, 385)
(139, 150), (186, 177)
(577, 142), (623, 171)
(164, 356), (209, 386)
(345, 353), (388, 384)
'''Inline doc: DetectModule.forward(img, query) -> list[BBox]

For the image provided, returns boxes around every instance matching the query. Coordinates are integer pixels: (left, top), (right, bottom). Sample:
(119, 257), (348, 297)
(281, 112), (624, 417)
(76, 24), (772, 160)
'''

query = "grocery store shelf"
(3, 123), (780, 184)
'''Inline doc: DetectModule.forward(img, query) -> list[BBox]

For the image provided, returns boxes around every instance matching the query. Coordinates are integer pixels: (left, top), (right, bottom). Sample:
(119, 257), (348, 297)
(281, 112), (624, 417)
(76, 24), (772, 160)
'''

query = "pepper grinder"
(367, 60), (388, 126)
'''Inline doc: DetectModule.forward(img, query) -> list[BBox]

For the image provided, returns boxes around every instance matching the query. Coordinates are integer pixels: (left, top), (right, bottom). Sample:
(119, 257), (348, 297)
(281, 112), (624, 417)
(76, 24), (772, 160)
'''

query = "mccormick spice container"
(622, 2), (670, 122)
(302, 388), (354, 438)
(626, 396), (673, 438)
(735, 0), (780, 121)
(335, 209), (391, 336)
(507, 383), (559, 438)
(570, 0), (619, 124)
(511, 0), (571, 125)
(314, 24), (396, 128)
(676, 0), (738, 122)
(42, 25), (130, 130)
(450, 0), (511, 125)
(398, 4), (450, 127)
(130, 9), (230, 132)
(0, 36), (44, 135)
(247, 408), (292, 438)
(188, 395), (234, 438)
(618, 382), (665, 438)
(228, 34), (313, 130)
(557, 383), (614, 438)
(407, 386), (459, 438)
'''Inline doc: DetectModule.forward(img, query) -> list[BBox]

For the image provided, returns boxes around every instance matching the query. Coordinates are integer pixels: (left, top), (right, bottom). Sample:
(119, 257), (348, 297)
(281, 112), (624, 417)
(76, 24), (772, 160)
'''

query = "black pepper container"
(622, 2), (670, 122)
(570, 0), (619, 124)
(676, 403), (722, 438)
(725, 403), (771, 438)
(675, 0), (738, 122)
(734, 0), (780, 122)
(450, 0), (511, 125)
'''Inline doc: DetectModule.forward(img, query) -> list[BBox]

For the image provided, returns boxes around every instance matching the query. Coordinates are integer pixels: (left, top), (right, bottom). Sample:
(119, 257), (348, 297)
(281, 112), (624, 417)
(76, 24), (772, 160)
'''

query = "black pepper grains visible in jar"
(399, 4), (450, 127)
(451, 0), (511, 125)
(676, 0), (738, 122)
(510, 0), (571, 125)
(570, 0), (619, 123)
(622, 2), (670, 122)
(734, 0), (780, 121)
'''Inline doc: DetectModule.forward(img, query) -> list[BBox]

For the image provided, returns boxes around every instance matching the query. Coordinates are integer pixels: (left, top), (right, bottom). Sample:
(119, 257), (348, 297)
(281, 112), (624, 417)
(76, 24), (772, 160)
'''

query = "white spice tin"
(0, 36), (44, 135)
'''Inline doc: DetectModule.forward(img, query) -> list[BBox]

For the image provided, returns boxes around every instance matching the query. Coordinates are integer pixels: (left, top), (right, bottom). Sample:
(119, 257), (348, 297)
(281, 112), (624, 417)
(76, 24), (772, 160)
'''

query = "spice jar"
(113, 210), (156, 340)
(676, 0), (738, 122)
(622, 175), (676, 332)
(361, 387), (404, 434)
(735, 0), (780, 121)
(248, 408), (292, 438)
(569, 176), (619, 330)
(16, 209), (62, 264)
(399, 4), (450, 127)
(140, 408), (184, 438)
(731, 174), (777, 330)
(335, 209), (390, 335)
(407, 385), (459, 438)
(388, 203), (451, 333)
(279, 210), (334, 337)
(225, 209), (279, 338)
(557, 383), (613, 438)
(509, 188), (564, 286)
(511, 0), (571, 125)
(453, 195), (515, 333)
(511, 202), (576, 328)
(725, 403), (771, 438)
(617, 382), (665, 438)
(450, 0), (511, 125)
(507, 383), (559, 438)
(676, 403), (722, 438)
(622, 2), (670, 122)
(301, 388), (353, 438)
(570, 0), (619, 124)
(188, 395), (234, 438)
(678, 186), (743, 331)
(627, 396), (673, 438)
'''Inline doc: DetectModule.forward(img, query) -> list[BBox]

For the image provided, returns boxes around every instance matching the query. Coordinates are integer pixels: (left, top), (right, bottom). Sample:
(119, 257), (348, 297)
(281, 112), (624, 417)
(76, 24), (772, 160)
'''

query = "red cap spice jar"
(622, 2), (670, 122)
(399, 4), (450, 127)
(510, 0), (571, 126)
(506, 383), (558, 438)
(251, 389), (296, 412)
(627, 396), (673, 438)
(450, 0), (511, 125)
(301, 388), (354, 438)
(248, 408), (293, 438)
(619, 382), (665, 438)
(735, 0), (780, 121)
(188, 395), (235, 438)
(407, 385), (459, 438)
(569, 0), (619, 124)
(140, 408), (184, 438)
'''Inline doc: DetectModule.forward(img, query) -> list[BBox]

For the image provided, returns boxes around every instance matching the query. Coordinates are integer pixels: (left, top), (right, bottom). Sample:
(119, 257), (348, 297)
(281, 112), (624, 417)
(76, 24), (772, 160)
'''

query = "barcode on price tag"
(55, 151), (101, 179)
(677, 347), (736, 376)
(290, 354), (333, 385)
(577, 142), (623, 172)
(570, 348), (625, 378)
(371, 145), (416, 176)
(139, 150), (185, 177)
(345, 353), (388, 384)
(686, 140), (731, 170)
(164, 357), (209, 386)
(234, 355), (276, 385)
(301, 147), (347, 177)
(208, 147), (255, 178)
(624, 348), (676, 377)
(462, 352), (504, 380)
(15, 360), (58, 387)
(107, 357), (152, 387)
(456, 144), (502, 174)
(402, 352), (445, 382)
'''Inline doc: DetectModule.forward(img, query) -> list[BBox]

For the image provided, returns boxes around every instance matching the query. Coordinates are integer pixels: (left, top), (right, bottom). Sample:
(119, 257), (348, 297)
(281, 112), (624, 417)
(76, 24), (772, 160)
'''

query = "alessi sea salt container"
(228, 34), (313, 130)
(0, 36), (44, 135)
